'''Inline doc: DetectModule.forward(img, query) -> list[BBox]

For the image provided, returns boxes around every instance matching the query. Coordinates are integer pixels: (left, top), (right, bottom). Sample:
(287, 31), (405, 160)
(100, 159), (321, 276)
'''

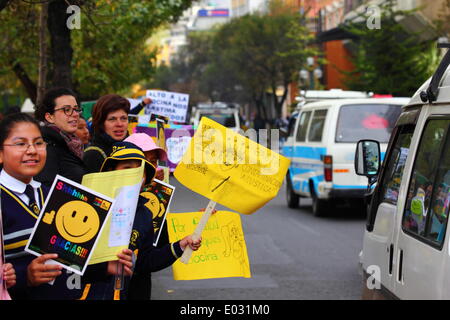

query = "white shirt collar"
(0, 170), (41, 194)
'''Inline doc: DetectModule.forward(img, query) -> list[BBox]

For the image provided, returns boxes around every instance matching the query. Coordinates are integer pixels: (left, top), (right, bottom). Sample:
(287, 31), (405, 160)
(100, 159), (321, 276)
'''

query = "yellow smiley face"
(142, 192), (160, 218)
(55, 201), (100, 243)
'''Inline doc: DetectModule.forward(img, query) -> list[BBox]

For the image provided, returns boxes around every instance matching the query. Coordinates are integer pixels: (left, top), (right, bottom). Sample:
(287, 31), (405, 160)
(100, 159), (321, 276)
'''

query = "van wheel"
(312, 196), (329, 217)
(286, 175), (299, 208)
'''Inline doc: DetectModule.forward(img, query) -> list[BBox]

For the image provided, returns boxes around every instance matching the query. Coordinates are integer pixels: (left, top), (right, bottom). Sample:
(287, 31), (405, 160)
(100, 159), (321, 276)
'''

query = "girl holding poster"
(0, 113), (68, 299)
(0, 113), (132, 299)
(80, 141), (201, 300)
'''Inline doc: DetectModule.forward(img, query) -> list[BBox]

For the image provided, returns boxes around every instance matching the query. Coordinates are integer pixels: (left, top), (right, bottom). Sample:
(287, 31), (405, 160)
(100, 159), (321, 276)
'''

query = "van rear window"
(336, 104), (402, 143)
(200, 113), (236, 127)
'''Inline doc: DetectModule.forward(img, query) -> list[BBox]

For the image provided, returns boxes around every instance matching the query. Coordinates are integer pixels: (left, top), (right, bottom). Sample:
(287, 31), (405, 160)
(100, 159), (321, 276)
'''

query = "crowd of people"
(0, 87), (202, 300)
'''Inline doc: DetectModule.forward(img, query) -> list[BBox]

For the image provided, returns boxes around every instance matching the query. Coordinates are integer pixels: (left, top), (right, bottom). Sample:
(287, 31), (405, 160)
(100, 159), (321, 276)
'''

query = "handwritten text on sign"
(174, 117), (290, 215)
(145, 90), (189, 122)
(167, 211), (251, 280)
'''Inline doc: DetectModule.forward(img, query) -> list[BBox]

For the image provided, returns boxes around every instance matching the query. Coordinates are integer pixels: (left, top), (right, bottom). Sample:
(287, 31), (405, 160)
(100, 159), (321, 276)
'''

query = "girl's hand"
(179, 235), (202, 251)
(3, 263), (16, 288)
(142, 98), (152, 105)
(199, 208), (217, 214)
(107, 249), (133, 276)
(27, 254), (62, 286)
(155, 168), (164, 181)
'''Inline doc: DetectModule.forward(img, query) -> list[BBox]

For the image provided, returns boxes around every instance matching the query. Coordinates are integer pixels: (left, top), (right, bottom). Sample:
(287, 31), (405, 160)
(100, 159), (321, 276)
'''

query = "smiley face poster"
(25, 175), (114, 275)
(141, 179), (175, 246)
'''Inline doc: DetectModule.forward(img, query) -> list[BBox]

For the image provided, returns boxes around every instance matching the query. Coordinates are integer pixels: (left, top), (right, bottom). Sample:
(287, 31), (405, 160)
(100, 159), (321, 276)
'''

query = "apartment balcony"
(317, 0), (445, 43)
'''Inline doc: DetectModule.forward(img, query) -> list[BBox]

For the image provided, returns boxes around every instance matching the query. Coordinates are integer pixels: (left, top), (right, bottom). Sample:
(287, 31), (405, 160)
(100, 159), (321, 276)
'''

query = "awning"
(316, 25), (359, 43)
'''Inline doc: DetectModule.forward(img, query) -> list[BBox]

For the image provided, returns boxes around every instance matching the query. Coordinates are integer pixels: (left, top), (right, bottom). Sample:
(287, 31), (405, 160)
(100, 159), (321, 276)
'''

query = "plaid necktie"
(24, 185), (40, 215)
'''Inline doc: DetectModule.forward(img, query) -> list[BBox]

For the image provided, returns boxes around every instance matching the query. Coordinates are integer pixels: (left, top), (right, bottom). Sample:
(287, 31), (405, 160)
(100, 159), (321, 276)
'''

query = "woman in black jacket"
(83, 94), (130, 173)
(34, 87), (87, 186)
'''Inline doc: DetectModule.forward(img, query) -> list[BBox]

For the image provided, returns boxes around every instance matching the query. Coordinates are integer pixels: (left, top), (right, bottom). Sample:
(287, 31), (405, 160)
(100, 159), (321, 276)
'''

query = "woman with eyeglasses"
(34, 87), (87, 186)
(83, 94), (131, 173)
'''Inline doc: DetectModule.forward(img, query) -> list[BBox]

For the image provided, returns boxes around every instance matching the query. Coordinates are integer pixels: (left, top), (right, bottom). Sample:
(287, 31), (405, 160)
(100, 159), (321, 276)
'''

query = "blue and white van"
(283, 97), (409, 216)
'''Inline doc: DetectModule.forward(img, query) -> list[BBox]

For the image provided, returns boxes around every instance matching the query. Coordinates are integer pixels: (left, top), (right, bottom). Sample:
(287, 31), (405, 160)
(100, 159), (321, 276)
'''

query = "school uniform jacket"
(1, 171), (81, 300)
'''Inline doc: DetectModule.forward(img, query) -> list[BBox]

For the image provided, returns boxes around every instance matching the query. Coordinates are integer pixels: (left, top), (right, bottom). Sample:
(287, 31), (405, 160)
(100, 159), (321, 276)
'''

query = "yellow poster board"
(167, 211), (251, 280)
(81, 165), (144, 264)
(174, 117), (290, 214)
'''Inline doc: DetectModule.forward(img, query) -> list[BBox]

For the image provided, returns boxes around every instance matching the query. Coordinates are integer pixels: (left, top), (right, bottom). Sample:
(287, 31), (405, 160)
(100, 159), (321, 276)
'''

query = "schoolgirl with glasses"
(0, 113), (71, 299)
(34, 87), (88, 186)
(0, 113), (132, 300)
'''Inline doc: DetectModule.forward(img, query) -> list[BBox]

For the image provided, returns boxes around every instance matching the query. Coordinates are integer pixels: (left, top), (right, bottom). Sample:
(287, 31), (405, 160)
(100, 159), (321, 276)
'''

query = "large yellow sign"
(167, 211), (251, 280)
(82, 165), (144, 264)
(174, 117), (290, 215)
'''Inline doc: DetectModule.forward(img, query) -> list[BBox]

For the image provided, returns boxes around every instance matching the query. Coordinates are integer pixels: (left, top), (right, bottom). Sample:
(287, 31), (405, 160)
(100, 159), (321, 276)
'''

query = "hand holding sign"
(25, 176), (114, 276)
(174, 117), (290, 264)
(167, 211), (251, 280)
(26, 254), (62, 286)
(2, 263), (15, 289)
(179, 199), (216, 264)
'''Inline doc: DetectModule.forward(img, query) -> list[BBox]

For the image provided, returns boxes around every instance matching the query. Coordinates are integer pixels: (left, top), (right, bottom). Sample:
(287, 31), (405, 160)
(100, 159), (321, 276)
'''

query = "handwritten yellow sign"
(174, 117), (290, 215)
(167, 211), (251, 280)
(82, 165), (144, 264)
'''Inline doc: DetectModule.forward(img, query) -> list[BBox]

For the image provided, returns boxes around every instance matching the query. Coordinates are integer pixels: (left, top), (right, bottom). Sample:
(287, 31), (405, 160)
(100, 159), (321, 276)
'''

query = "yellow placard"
(174, 117), (290, 214)
(81, 165), (144, 264)
(167, 211), (251, 280)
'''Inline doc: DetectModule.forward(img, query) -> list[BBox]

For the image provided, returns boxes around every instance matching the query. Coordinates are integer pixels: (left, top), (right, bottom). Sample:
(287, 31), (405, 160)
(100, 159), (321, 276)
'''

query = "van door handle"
(397, 249), (404, 283)
(388, 244), (394, 275)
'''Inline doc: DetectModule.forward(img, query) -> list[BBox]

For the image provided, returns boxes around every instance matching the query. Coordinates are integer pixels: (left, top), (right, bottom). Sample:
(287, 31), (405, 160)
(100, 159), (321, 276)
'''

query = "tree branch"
(0, 0), (11, 12)
(11, 61), (37, 103)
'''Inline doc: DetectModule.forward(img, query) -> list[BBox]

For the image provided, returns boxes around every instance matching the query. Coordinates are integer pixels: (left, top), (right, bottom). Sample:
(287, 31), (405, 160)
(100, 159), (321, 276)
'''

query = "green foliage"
(0, 0), (194, 101)
(0, 2), (39, 92)
(208, 7), (317, 118)
(152, 0), (319, 120)
(342, 0), (439, 97)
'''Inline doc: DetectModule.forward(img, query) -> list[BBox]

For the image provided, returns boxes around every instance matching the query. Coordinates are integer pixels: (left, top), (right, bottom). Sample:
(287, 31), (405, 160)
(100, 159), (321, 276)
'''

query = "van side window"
(308, 109), (327, 142)
(296, 111), (311, 142)
(379, 125), (414, 204)
(288, 113), (298, 137)
(402, 119), (450, 248)
(426, 138), (450, 245)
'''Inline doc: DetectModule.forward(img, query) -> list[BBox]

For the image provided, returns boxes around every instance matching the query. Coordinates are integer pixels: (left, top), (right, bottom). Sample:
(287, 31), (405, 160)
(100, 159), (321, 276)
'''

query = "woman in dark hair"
(83, 94), (130, 173)
(34, 87), (87, 186)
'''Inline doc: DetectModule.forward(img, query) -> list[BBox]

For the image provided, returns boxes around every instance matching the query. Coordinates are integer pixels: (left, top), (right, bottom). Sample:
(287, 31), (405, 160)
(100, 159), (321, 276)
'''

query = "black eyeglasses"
(3, 140), (47, 152)
(54, 105), (83, 116)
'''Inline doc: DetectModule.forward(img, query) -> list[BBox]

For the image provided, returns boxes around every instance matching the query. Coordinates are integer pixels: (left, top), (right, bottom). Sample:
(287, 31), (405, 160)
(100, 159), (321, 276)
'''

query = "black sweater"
(83, 132), (118, 174)
(35, 126), (87, 187)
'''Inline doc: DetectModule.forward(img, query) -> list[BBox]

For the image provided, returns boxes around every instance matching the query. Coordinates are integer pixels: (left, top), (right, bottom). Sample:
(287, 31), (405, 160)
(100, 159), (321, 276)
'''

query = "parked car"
(282, 97), (409, 216)
(191, 102), (241, 132)
(356, 51), (450, 299)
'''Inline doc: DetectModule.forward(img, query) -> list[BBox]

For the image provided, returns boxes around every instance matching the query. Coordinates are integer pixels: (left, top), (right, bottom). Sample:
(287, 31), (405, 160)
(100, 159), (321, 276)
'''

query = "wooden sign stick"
(180, 199), (217, 264)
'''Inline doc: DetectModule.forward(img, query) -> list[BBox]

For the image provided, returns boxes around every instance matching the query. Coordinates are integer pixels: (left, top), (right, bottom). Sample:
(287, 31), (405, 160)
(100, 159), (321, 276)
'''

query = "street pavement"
(151, 175), (366, 300)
